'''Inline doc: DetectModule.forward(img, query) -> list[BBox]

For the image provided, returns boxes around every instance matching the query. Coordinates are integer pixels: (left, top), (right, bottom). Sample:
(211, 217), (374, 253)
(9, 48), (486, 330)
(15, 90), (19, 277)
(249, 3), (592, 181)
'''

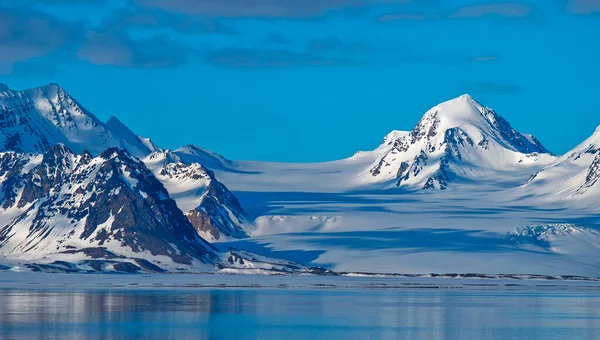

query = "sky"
(0, 0), (598, 162)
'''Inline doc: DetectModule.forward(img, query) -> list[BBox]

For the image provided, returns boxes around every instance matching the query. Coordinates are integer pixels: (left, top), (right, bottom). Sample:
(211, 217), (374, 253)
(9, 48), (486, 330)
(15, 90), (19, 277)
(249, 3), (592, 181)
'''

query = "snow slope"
(523, 125), (600, 202)
(0, 83), (155, 158)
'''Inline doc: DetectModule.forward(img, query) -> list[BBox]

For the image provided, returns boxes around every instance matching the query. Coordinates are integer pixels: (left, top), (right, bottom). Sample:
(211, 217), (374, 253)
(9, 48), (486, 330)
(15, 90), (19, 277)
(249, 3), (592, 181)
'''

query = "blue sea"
(1, 287), (599, 339)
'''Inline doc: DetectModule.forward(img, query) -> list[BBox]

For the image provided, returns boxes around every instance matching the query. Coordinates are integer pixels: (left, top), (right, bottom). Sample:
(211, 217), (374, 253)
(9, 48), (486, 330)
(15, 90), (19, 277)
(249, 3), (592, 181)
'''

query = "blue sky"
(0, 0), (598, 162)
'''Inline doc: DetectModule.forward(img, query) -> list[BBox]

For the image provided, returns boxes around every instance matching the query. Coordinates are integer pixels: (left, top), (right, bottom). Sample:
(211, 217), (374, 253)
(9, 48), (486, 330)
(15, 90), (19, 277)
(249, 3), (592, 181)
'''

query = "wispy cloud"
(308, 36), (368, 54)
(377, 2), (533, 23)
(377, 13), (428, 22)
(566, 0), (600, 14)
(103, 8), (238, 35)
(78, 30), (192, 68)
(0, 5), (80, 69)
(449, 2), (532, 19)
(205, 47), (356, 68)
(133, 0), (415, 18)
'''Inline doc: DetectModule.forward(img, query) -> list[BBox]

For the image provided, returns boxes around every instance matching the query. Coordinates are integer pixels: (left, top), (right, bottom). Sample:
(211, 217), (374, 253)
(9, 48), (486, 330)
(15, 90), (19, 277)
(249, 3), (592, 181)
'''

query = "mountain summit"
(0, 84), (154, 158)
(364, 94), (554, 189)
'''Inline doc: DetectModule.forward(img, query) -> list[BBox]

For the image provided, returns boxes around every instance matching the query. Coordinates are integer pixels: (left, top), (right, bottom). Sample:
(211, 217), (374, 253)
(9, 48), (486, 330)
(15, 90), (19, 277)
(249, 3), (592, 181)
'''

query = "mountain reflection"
(1, 289), (599, 340)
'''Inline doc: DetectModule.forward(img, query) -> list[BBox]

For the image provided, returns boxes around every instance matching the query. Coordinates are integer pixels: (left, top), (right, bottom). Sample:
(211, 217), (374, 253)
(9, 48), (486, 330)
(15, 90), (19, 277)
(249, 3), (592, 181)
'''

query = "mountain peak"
(0, 84), (10, 92)
(441, 93), (477, 106)
(427, 94), (484, 123)
(37, 83), (68, 97)
(42, 82), (62, 89)
(367, 94), (553, 189)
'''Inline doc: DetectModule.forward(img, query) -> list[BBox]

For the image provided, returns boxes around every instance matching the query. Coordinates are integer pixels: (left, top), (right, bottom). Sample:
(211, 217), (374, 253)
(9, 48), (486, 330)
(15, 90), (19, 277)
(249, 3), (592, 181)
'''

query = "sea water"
(1, 287), (599, 339)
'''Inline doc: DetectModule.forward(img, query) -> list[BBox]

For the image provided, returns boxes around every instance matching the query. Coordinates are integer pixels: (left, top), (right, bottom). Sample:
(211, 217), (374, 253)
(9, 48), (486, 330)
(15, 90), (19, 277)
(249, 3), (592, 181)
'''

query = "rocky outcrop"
(144, 150), (251, 241)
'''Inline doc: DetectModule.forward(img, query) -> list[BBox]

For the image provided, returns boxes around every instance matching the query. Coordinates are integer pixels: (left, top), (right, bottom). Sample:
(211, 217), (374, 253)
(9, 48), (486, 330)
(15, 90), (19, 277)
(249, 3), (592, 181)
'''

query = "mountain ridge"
(1, 82), (599, 276)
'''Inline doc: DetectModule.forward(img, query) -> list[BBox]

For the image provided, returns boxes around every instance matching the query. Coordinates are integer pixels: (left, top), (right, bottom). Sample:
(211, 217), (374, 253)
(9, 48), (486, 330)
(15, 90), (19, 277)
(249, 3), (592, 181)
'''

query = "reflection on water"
(1, 289), (600, 340)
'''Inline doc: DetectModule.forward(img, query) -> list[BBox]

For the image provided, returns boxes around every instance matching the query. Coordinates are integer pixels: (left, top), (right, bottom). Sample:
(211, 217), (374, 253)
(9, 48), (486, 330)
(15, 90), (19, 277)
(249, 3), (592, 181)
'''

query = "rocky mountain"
(0, 145), (300, 274)
(0, 145), (219, 272)
(0, 83), (156, 158)
(144, 150), (251, 242)
(524, 125), (600, 199)
(363, 94), (555, 190)
(0, 83), (251, 243)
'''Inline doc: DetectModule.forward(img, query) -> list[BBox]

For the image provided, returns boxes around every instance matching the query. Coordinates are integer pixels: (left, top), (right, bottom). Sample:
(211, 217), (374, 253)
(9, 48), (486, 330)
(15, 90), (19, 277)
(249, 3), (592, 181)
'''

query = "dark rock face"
(187, 179), (249, 241)
(411, 112), (440, 144)
(147, 150), (250, 241)
(0, 145), (217, 266)
(421, 128), (474, 190)
(581, 154), (600, 192)
(0, 152), (33, 209)
(480, 107), (550, 154)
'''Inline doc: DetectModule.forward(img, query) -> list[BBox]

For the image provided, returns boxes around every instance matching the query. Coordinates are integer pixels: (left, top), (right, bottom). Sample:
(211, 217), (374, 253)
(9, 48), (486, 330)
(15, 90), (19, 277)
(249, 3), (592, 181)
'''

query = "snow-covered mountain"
(524, 126), (600, 199)
(0, 145), (304, 274)
(2, 83), (600, 276)
(144, 150), (251, 242)
(0, 83), (251, 243)
(0, 145), (218, 271)
(0, 83), (156, 158)
(360, 94), (555, 190)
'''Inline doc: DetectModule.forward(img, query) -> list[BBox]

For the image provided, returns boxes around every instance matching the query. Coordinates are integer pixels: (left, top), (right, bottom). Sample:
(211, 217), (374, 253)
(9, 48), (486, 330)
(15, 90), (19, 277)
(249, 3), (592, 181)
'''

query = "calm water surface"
(1, 288), (599, 339)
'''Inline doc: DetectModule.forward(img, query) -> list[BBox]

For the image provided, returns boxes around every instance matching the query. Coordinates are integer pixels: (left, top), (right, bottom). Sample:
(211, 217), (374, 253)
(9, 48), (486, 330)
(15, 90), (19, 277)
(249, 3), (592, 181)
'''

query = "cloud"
(474, 82), (522, 94)
(205, 47), (356, 68)
(27, 0), (107, 4)
(377, 2), (533, 23)
(449, 2), (532, 18)
(133, 0), (413, 18)
(566, 0), (600, 14)
(78, 30), (191, 68)
(377, 13), (427, 22)
(104, 8), (238, 35)
(0, 6), (80, 67)
(308, 36), (368, 54)
(206, 34), (371, 69)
